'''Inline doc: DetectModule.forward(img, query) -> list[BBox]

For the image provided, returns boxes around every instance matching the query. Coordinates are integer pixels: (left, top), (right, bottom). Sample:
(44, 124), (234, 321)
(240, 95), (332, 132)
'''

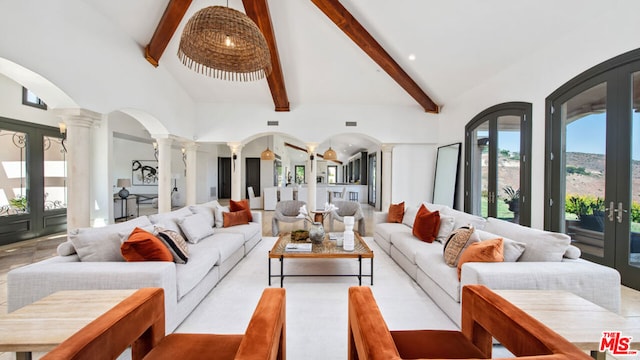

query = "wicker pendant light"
(323, 146), (337, 161)
(261, 147), (275, 160)
(178, 6), (272, 81)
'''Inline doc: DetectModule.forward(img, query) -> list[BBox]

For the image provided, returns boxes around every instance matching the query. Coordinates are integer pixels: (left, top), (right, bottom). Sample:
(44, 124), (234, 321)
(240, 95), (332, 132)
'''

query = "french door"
(465, 103), (532, 226)
(546, 49), (640, 289)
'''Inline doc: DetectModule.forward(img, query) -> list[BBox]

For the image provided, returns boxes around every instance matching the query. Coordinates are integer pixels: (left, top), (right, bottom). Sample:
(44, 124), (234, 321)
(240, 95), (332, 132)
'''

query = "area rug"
(177, 236), (457, 360)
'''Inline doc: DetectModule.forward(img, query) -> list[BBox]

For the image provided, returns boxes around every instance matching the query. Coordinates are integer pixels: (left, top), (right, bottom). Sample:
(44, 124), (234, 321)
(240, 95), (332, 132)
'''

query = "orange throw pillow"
(387, 201), (405, 223)
(412, 204), (441, 243)
(457, 238), (504, 280)
(230, 199), (253, 222)
(121, 227), (173, 262)
(223, 210), (250, 227)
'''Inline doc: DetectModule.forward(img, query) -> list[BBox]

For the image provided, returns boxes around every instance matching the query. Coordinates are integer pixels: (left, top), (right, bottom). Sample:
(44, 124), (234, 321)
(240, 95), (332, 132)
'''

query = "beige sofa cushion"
(483, 217), (570, 262)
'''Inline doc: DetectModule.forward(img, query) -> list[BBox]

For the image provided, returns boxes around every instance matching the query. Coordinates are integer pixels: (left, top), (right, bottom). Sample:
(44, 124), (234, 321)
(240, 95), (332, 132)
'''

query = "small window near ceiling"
(22, 87), (47, 110)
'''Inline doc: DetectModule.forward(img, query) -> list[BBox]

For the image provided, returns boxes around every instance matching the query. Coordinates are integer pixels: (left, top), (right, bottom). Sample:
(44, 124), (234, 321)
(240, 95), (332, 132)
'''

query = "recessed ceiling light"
(408, 54), (416, 61)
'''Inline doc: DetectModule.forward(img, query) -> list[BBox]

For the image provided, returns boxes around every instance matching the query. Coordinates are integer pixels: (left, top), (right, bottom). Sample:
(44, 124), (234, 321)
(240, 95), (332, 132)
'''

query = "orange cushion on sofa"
(223, 210), (250, 227)
(412, 204), (440, 243)
(121, 227), (173, 262)
(387, 201), (405, 223)
(457, 238), (504, 280)
(230, 199), (253, 222)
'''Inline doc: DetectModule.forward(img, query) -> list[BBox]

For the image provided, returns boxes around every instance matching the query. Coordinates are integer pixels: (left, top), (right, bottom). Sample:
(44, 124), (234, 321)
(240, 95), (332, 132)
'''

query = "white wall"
(391, 144), (437, 207)
(0, 74), (59, 126)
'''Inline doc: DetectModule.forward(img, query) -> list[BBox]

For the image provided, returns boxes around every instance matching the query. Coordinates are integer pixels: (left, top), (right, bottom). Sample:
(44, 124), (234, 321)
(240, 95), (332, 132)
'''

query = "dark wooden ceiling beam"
(310, 0), (439, 113)
(285, 142), (343, 164)
(243, 0), (290, 111)
(144, 0), (193, 67)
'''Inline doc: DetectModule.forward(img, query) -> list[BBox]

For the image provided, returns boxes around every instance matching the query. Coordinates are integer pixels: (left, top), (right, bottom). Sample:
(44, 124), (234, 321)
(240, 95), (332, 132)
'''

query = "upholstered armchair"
(347, 285), (590, 360)
(272, 200), (307, 236)
(248, 186), (262, 209)
(42, 287), (286, 360)
(329, 200), (365, 235)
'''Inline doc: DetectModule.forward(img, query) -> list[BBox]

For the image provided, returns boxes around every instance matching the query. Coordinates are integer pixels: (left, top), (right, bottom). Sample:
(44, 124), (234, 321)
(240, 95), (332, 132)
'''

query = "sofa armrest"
(251, 210), (262, 225)
(373, 211), (388, 225)
(460, 259), (621, 313)
(7, 259), (179, 331)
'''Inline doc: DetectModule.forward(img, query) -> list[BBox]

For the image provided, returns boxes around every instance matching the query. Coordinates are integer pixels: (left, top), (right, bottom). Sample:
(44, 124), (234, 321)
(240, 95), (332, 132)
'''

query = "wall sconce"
(181, 147), (187, 176)
(59, 122), (67, 153)
(152, 142), (158, 161)
(232, 153), (237, 172)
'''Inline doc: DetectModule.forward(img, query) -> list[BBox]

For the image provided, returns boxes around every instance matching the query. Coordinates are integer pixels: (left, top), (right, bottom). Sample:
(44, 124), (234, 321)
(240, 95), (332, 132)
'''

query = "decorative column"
(306, 143), (318, 210)
(228, 142), (242, 201)
(154, 136), (173, 213)
(381, 144), (394, 211)
(184, 142), (198, 206)
(55, 108), (101, 231)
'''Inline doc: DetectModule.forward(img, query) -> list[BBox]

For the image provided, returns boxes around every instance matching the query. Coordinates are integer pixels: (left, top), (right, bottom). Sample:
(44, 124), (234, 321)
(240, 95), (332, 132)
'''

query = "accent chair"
(42, 287), (286, 360)
(347, 285), (591, 360)
(329, 200), (365, 235)
(272, 200), (307, 236)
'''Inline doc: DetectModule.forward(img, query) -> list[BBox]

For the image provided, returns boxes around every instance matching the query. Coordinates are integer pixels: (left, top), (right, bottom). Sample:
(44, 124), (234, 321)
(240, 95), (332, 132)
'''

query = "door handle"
(606, 201), (615, 222)
(617, 202), (628, 224)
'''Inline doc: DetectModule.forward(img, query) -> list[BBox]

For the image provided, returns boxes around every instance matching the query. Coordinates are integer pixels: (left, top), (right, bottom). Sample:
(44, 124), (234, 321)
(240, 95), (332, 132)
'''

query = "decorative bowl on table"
(291, 229), (309, 241)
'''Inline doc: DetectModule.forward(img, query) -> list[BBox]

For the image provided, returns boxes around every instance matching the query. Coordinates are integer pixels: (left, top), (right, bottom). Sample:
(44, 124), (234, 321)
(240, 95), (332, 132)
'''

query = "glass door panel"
(629, 73), (640, 268)
(471, 122), (490, 217)
(0, 129), (29, 216)
(497, 115), (521, 223)
(43, 135), (67, 211)
(561, 82), (607, 259)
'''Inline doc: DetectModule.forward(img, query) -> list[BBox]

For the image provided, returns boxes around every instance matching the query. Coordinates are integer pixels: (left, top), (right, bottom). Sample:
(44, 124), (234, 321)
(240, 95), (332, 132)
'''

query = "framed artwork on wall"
(132, 160), (158, 186)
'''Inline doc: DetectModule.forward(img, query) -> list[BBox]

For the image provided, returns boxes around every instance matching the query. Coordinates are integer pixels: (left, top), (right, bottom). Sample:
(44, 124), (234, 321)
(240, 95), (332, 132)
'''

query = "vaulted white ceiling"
(82, 0), (607, 110)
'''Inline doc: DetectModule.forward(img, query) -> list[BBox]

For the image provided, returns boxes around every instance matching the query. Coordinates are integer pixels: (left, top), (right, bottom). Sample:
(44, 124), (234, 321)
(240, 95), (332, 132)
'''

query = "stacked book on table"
(285, 243), (312, 252)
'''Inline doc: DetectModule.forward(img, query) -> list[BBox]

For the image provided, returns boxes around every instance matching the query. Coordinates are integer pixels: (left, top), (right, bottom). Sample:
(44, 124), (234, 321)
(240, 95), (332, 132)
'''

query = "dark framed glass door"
(546, 49), (640, 289)
(465, 103), (532, 226)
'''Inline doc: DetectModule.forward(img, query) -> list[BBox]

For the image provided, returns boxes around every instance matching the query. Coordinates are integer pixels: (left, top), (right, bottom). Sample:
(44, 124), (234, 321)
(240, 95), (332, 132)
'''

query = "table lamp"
(117, 178), (131, 199)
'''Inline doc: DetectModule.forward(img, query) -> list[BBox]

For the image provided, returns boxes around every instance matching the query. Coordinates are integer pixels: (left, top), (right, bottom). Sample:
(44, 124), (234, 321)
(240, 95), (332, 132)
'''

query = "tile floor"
(1, 202), (639, 359)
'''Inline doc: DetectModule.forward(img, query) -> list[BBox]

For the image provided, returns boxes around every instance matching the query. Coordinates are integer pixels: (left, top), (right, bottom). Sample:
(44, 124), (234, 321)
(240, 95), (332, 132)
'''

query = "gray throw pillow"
(179, 213), (215, 244)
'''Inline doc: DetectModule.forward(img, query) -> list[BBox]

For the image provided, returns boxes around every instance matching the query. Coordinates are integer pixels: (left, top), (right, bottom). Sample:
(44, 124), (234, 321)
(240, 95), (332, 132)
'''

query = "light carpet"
(177, 236), (457, 360)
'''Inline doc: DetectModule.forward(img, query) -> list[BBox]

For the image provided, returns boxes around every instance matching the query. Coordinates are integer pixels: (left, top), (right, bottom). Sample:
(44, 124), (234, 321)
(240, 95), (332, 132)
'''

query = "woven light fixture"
(323, 146), (337, 161)
(178, 6), (272, 81)
(261, 147), (275, 160)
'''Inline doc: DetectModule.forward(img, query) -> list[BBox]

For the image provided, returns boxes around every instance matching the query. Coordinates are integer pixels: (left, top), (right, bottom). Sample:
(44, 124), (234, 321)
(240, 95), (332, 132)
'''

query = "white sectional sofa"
(374, 201), (621, 326)
(7, 200), (261, 332)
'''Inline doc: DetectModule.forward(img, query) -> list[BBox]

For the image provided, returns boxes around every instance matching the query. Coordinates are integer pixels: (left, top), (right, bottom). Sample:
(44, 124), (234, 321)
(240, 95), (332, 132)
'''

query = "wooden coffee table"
(0, 289), (136, 360)
(269, 232), (373, 287)
(494, 289), (640, 359)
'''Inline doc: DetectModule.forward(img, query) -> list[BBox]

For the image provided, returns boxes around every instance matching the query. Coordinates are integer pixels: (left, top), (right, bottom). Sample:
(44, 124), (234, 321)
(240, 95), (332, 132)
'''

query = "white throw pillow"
(441, 207), (487, 230)
(189, 205), (215, 228)
(436, 215), (456, 243)
(402, 206), (419, 228)
(563, 244), (582, 259)
(179, 213), (215, 244)
(475, 229), (526, 262)
(483, 217), (570, 262)
(56, 241), (76, 256)
(148, 207), (193, 235)
(214, 205), (230, 228)
(69, 216), (152, 262)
